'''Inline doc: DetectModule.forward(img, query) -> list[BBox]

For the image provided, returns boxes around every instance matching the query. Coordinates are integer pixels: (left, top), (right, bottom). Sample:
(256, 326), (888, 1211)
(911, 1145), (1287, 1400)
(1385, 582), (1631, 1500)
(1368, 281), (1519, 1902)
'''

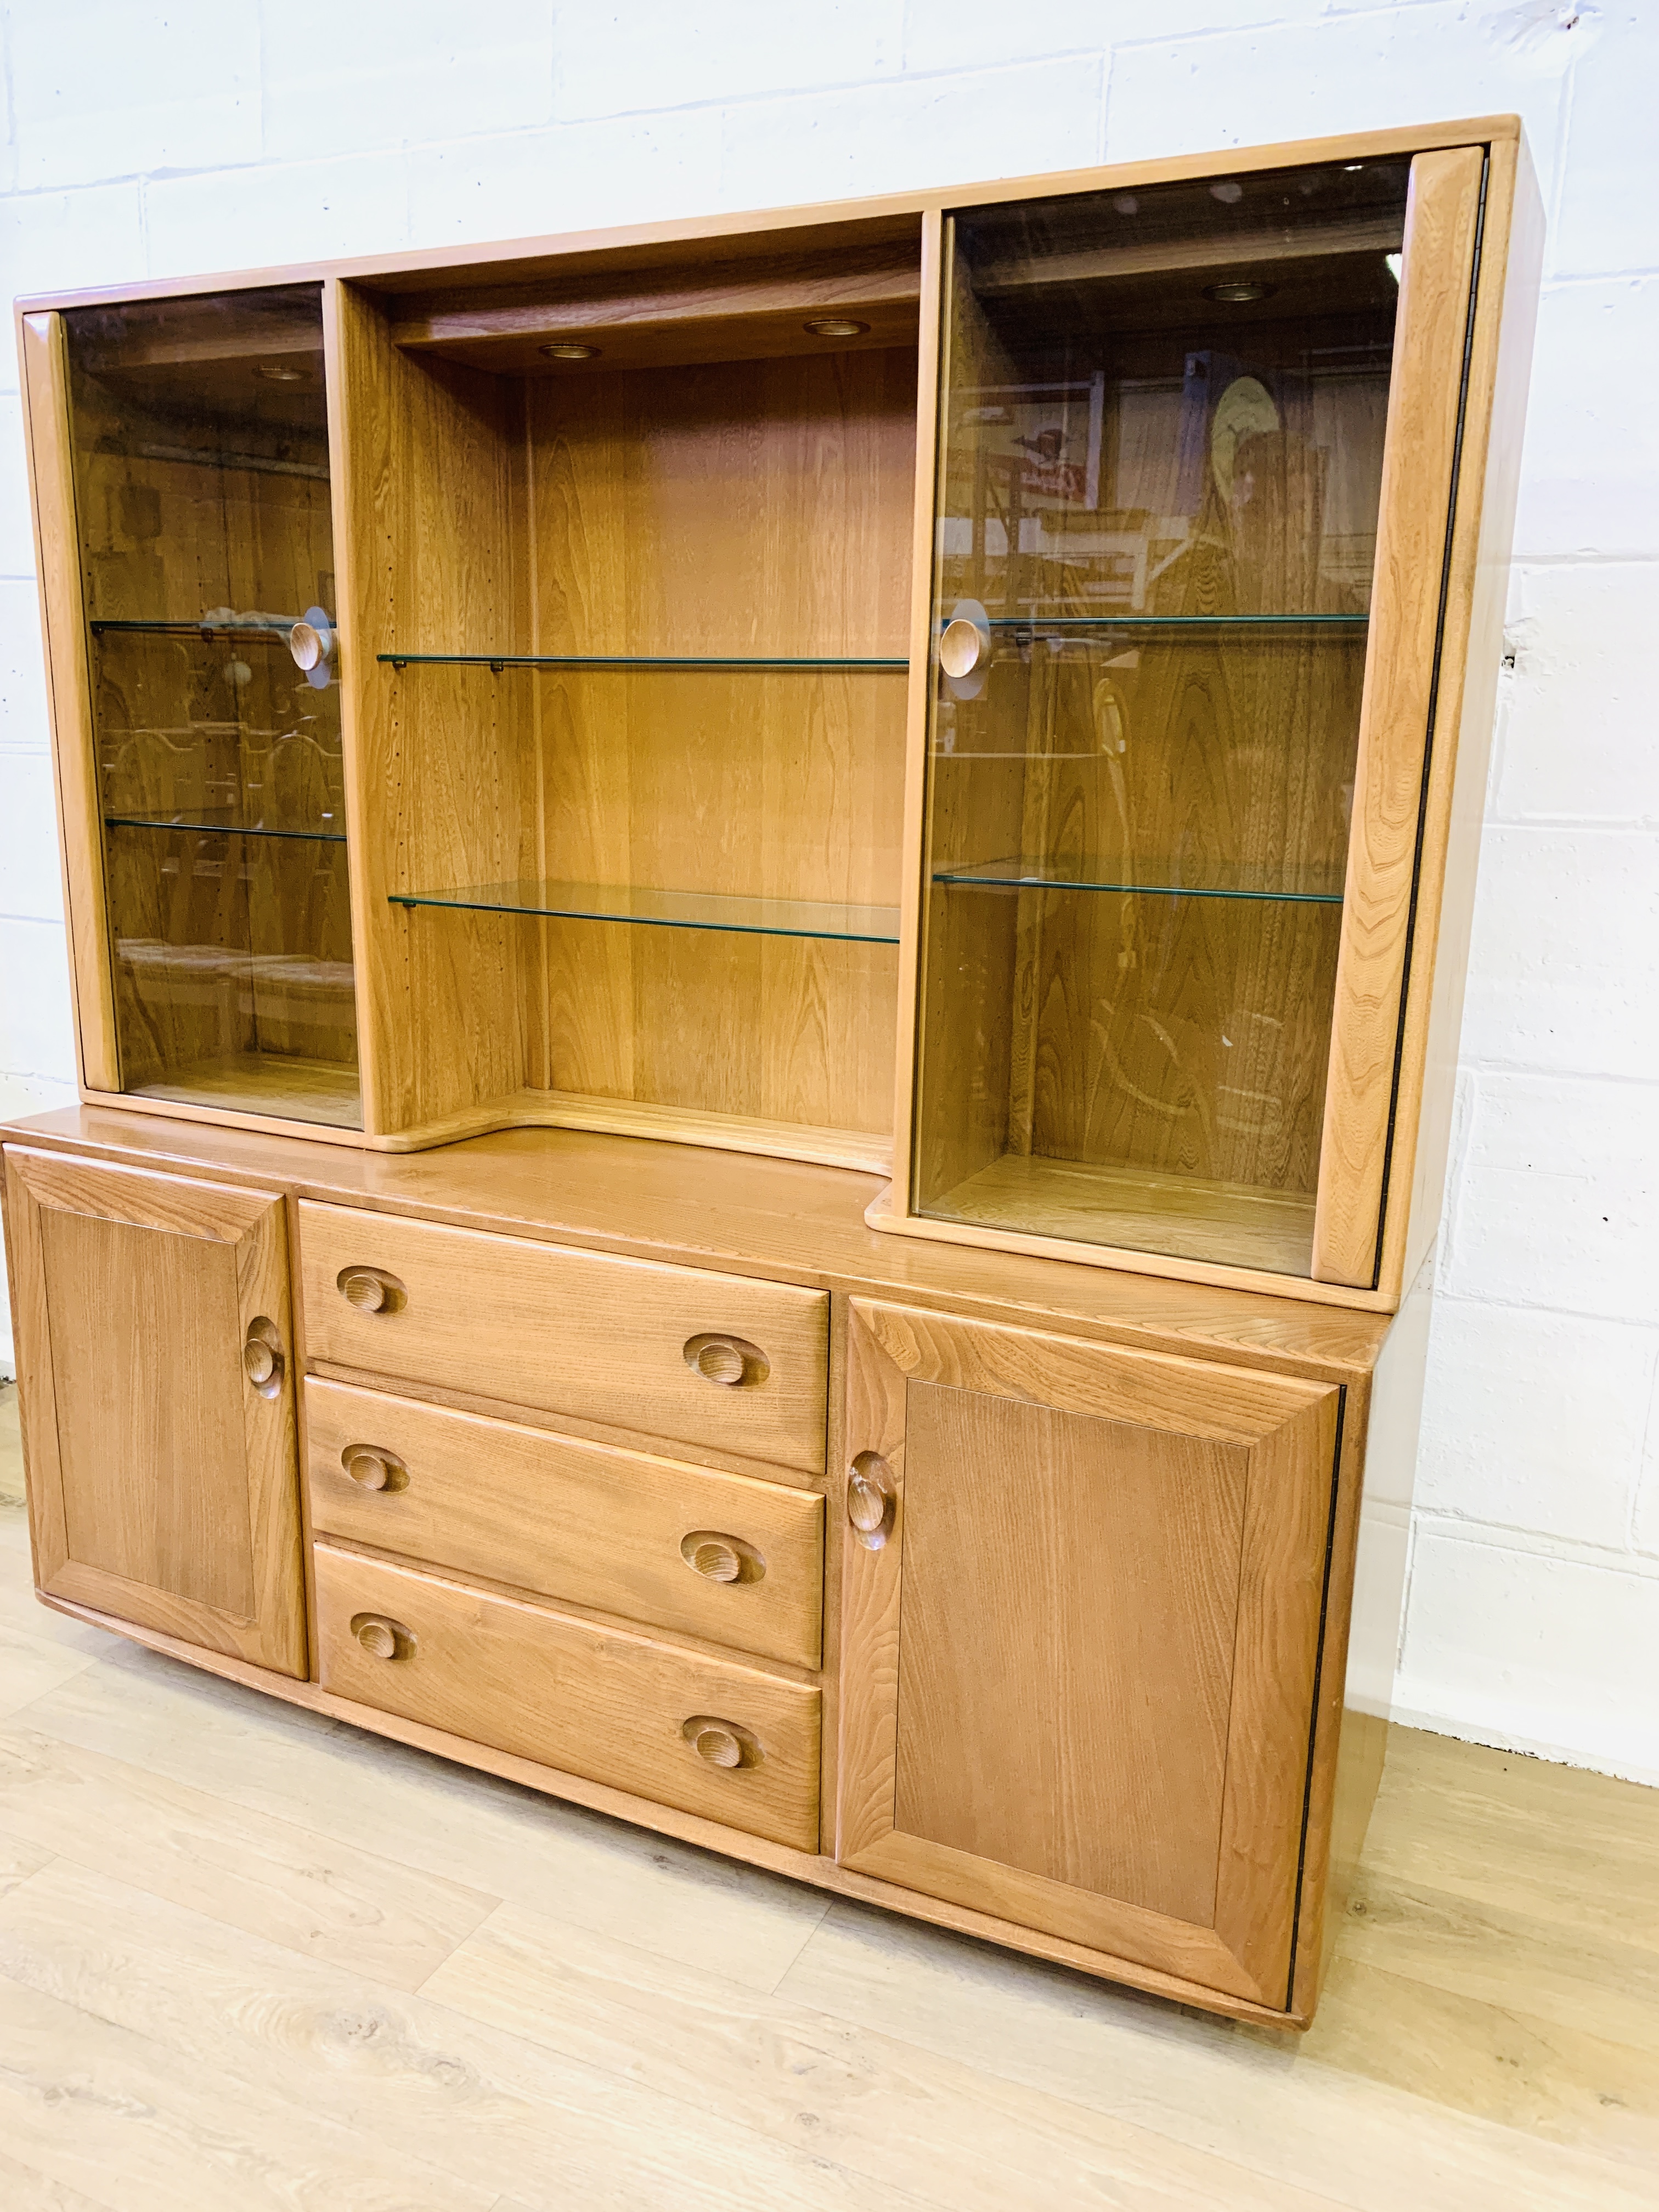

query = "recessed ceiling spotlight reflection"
(255, 363), (307, 382)
(1203, 280), (1277, 304)
(803, 317), (870, 338)
(540, 342), (601, 359)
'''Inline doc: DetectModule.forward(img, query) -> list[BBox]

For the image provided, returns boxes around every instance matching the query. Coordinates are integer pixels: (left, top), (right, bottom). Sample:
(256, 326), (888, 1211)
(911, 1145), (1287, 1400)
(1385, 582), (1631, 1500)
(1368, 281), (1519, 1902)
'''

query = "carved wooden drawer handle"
(342, 1446), (408, 1494)
(683, 1333), (769, 1389)
(349, 1611), (416, 1661)
(681, 1715), (761, 1769)
(939, 614), (984, 678)
(679, 1530), (764, 1584)
(242, 1316), (284, 1396)
(337, 1265), (404, 1314)
(847, 1451), (897, 1550)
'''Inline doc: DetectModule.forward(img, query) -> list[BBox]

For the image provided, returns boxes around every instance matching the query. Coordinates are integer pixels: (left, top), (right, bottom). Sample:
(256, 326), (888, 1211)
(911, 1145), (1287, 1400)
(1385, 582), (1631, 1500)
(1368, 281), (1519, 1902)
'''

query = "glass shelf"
(983, 615), (1368, 631)
(90, 618), (305, 640)
(376, 651), (908, 672)
(389, 878), (900, 944)
(933, 857), (1345, 905)
(106, 814), (347, 844)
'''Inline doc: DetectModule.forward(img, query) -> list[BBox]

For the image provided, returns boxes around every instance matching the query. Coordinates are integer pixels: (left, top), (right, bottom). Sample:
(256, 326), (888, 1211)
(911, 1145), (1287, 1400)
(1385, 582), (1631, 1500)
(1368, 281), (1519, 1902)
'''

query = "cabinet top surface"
(1, 1108), (1392, 1382)
(11, 115), (1520, 316)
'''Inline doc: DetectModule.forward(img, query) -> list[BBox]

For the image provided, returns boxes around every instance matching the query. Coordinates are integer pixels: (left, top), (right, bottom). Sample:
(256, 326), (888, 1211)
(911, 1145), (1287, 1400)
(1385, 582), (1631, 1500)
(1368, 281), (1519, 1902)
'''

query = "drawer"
(306, 1378), (823, 1668)
(315, 1546), (821, 1852)
(298, 1201), (827, 1476)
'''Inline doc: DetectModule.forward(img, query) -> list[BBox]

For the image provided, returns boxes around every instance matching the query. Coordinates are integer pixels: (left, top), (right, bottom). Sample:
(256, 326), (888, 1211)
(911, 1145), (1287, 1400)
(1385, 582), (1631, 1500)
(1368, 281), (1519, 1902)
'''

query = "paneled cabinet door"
(837, 1300), (1341, 2010)
(2, 1147), (307, 1677)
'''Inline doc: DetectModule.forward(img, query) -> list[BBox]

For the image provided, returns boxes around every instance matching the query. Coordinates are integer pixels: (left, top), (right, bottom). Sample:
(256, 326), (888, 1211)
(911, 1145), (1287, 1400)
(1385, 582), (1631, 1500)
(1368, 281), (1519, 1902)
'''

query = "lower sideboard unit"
(0, 1108), (1418, 2028)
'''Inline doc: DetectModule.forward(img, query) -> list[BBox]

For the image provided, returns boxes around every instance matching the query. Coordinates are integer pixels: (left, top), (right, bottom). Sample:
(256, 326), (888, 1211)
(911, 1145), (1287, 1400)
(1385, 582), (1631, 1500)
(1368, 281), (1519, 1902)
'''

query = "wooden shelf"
(129, 1051), (363, 1130)
(919, 1154), (1318, 1276)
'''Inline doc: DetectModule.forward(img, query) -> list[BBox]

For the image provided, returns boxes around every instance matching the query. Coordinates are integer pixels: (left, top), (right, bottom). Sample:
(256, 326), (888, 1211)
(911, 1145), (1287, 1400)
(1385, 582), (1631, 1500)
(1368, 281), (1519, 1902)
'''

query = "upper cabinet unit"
(889, 143), (1535, 1299)
(25, 286), (359, 1130)
(15, 121), (1541, 1306)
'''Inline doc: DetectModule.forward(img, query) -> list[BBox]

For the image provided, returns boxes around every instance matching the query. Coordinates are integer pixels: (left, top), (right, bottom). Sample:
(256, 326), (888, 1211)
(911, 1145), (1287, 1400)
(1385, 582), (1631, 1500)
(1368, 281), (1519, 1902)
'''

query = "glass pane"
(389, 877), (899, 943)
(65, 285), (360, 1126)
(913, 159), (1411, 1271)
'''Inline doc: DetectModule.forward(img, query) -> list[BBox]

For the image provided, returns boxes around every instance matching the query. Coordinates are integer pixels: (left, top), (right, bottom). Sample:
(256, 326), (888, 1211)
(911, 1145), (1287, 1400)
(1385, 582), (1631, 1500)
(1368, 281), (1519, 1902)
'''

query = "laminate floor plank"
(0, 1726), (498, 1990)
(0, 1973), (500, 2212)
(425, 1894), (1354, 2212)
(21, 1638), (831, 1992)
(0, 2144), (126, 2212)
(0, 1857), (939, 2212)
(0, 1825), (54, 1898)
(775, 1898), (1656, 2212)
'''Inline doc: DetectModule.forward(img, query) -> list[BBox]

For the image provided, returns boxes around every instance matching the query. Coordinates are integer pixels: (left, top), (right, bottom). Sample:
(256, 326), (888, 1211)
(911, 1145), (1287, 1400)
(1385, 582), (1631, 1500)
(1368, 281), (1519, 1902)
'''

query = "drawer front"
(306, 1378), (824, 1668)
(298, 1201), (827, 1476)
(315, 1546), (821, 1851)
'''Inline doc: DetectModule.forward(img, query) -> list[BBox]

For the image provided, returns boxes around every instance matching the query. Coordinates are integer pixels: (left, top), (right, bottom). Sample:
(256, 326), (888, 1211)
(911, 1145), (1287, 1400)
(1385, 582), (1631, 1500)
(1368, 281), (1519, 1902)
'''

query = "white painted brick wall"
(0, 1), (1653, 1784)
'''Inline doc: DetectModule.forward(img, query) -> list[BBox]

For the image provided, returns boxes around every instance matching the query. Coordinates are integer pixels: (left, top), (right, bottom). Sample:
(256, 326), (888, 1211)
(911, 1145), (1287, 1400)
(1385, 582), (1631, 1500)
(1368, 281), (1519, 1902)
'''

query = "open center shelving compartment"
(340, 217), (921, 1163)
(911, 160), (1410, 1272)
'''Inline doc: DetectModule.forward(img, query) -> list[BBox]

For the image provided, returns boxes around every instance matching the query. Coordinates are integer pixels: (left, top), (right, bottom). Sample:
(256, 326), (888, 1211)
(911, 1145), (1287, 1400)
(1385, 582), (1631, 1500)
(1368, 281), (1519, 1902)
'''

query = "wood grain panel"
(297, 1199), (828, 1476)
(1312, 146), (1486, 1286)
(19, 312), (120, 1093)
(3, 1147), (306, 1675)
(836, 1299), (1339, 2006)
(314, 1544), (821, 1850)
(304, 1376), (824, 1668)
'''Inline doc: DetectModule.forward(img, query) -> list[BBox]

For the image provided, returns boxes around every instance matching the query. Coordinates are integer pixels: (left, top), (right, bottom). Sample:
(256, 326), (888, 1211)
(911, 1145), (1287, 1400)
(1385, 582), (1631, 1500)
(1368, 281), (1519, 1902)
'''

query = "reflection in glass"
(912, 161), (1410, 1271)
(65, 286), (360, 1125)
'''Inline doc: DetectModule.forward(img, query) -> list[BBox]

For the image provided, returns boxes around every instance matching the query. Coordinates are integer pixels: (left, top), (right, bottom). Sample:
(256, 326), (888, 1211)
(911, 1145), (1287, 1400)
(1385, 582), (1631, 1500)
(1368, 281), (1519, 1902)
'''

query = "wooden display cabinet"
(3, 117), (1542, 2028)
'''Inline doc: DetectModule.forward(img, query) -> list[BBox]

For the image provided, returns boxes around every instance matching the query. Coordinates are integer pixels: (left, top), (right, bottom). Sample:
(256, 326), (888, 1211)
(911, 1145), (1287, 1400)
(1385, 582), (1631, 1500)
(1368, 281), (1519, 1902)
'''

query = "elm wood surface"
(296, 1198), (831, 1478)
(0, 1148), (306, 1675)
(836, 1299), (1340, 2009)
(313, 1544), (822, 1854)
(5, 1107), (1393, 1383)
(1312, 146), (1488, 1288)
(305, 1377), (825, 1669)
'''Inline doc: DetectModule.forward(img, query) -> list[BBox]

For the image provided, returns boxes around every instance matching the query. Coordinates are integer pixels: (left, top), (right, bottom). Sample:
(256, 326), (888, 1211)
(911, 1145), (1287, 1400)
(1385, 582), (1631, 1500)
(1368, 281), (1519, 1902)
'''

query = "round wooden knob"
(692, 1725), (742, 1768)
(340, 1442), (400, 1495)
(683, 1333), (769, 1389)
(681, 1713), (760, 1769)
(939, 615), (984, 679)
(242, 1337), (276, 1387)
(847, 1452), (896, 1549)
(692, 1539), (740, 1582)
(339, 1267), (390, 1312)
(352, 1613), (413, 1661)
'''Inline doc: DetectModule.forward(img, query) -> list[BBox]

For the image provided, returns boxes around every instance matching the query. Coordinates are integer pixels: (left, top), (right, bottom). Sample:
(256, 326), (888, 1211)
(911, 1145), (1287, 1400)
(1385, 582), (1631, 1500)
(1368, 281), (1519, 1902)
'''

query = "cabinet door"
(3, 1147), (307, 1677)
(837, 1300), (1340, 2008)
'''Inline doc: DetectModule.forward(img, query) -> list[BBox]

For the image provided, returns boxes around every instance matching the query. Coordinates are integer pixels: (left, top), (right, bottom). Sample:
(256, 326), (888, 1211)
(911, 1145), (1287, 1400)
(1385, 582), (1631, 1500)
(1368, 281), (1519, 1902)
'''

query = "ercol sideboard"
(2, 116), (1541, 2027)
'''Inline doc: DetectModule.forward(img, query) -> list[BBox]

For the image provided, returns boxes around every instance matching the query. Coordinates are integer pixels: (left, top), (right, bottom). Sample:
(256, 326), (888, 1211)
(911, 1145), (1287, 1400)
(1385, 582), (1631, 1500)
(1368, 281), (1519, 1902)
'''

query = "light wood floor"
(0, 1384), (1654, 2210)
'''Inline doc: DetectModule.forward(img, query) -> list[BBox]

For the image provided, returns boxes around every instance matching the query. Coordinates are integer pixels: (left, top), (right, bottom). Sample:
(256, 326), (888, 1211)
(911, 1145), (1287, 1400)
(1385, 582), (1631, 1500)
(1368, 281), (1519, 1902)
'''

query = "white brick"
(904, 0), (1335, 72)
(1442, 1071), (1659, 1321)
(0, 396), (32, 580)
(0, 582), (51, 754)
(0, 185), (148, 376)
(1418, 1300), (1658, 1549)
(552, 2), (902, 123)
(718, 59), (1105, 210)
(1493, 563), (1659, 826)
(9, 0), (261, 191)
(406, 114), (724, 251)
(1397, 1533), (1659, 1784)
(262, 0), (554, 163)
(1459, 827), (1659, 1080)
(0, 917), (77, 1082)
(1635, 1357), (1659, 1556)
(1102, 5), (1566, 177)
(143, 151), (412, 279)
(1513, 278), (1659, 561)
(0, 754), (64, 925)
(1550, 5), (1659, 277)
